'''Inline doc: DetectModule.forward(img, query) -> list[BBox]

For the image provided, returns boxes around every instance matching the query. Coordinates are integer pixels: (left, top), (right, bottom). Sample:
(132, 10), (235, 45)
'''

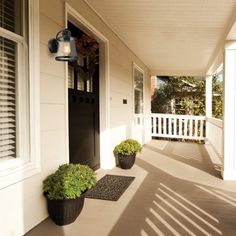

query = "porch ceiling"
(85, 0), (236, 76)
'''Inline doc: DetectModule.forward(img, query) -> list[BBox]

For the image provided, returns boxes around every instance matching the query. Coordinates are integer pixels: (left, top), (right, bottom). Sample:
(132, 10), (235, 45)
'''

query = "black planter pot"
(118, 153), (136, 169)
(45, 193), (85, 226)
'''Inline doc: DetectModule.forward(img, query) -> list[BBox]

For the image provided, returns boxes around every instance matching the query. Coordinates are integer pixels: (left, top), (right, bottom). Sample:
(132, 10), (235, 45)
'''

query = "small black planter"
(118, 153), (136, 169)
(45, 193), (85, 226)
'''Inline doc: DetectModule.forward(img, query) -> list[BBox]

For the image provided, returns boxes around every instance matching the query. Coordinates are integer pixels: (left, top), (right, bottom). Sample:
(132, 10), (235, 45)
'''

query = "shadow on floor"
(145, 141), (222, 178)
(25, 218), (66, 236)
(108, 158), (236, 236)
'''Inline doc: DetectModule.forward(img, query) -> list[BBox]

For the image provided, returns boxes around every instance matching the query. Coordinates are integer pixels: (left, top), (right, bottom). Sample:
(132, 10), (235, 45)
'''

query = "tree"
(151, 76), (206, 115)
(212, 74), (223, 119)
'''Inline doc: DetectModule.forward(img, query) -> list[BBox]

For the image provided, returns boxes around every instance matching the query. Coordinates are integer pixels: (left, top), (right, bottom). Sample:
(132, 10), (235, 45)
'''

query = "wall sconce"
(48, 29), (78, 62)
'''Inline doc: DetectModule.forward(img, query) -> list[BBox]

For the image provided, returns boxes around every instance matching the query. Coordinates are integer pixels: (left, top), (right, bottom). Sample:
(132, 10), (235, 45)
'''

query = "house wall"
(0, 0), (151, 235)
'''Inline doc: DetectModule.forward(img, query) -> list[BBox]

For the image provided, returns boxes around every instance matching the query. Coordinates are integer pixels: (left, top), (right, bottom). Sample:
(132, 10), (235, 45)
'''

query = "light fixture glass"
(48, 29), (78, 62)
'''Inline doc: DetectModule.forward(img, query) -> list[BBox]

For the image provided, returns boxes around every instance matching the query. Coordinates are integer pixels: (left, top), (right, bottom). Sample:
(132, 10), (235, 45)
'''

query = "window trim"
(0, 0), (40, 189)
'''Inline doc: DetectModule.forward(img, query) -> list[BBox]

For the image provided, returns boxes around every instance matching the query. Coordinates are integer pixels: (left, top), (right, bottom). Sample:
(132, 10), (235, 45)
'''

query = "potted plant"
(113, 139), (142, 169)
(43, 163), (96, 226)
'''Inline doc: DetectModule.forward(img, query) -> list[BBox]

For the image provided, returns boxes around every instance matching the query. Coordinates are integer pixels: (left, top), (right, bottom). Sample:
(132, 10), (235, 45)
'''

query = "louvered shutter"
(0, 0), (22, 35)
(0, 0), (20, 159)
(0, 37), (16, 159)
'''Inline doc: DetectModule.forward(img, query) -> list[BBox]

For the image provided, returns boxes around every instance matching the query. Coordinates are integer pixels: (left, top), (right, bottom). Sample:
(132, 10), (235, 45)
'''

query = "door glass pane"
(77, 75), (84, 91)
(68, 65), (74, 89)
(134, 67), (144, 114)
(67, 21), (98, 93)
(86, 77), (93, 93)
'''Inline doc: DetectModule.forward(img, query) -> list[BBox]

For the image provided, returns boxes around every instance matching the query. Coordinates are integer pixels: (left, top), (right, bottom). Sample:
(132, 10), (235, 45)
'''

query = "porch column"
(205, 75), (212, 143)
(223, 41), (236, 180)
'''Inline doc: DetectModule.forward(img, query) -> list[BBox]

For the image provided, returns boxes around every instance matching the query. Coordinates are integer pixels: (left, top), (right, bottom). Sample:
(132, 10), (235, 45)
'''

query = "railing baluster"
(153, 116), (157, 135)
(184, 118), (188, 137)
(194, 119), (198, 138)
(168, 117), (171, 135)
(163, 117), (167, 135)
(174, 117), (177, 136)
(179, 118), (182, 136)
(159, 117), (161, 135)
(189, 119), (193, 137)
(151, 116), (153, 134)
(200, 119), (204, 139)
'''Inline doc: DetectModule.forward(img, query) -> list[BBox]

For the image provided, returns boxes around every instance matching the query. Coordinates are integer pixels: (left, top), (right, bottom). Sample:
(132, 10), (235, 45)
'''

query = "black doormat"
(86, 174), (135, 201)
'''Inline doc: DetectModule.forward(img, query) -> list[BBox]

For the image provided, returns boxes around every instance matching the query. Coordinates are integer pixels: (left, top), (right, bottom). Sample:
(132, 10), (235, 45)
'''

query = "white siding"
(0, 0), (151, 235)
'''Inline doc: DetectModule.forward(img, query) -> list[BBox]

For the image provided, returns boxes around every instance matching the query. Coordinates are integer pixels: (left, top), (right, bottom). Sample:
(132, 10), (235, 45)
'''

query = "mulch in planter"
(85, 174), (135, 201)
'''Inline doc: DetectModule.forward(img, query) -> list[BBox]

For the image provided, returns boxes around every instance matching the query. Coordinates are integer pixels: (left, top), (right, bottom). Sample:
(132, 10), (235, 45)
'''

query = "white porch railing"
(151, 113), (206, 140)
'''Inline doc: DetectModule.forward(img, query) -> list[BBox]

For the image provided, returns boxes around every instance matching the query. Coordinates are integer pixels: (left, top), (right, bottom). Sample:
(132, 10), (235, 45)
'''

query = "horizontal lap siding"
(0, 0), (151, 235)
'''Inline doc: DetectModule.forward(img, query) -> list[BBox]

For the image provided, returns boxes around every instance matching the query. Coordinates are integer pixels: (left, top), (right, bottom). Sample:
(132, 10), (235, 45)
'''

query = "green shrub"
(113, 139), (142, 156)
(43, 164), (96, 200)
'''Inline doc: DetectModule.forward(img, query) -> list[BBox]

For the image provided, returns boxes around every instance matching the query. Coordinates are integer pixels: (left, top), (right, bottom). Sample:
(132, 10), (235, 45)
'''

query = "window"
(67, 21), (98, 93)
(0, 0), (40, 188)
(133, 64), (144, 127)
(0, 0), (26, 161)
(0, 36), (17, 159)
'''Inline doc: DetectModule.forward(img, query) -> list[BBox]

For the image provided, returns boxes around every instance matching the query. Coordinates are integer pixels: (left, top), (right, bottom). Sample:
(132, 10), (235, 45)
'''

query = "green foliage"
(152, 75), (223, 119)
(43, 164), (96, 200)
(212, 74), (223, 119)
(152, 76), (206, 115)
(113, 139), (142, 156)
(151, 84), (171, 114)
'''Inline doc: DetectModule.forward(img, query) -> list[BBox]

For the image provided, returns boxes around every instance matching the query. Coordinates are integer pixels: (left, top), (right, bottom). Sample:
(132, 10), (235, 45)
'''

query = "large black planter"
(118, 153), (136, 169)
(45, 193), (85, 226)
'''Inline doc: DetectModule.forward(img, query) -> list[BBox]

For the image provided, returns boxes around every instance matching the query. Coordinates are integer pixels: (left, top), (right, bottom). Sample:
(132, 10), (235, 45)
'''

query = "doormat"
(86, 174), (135, 201)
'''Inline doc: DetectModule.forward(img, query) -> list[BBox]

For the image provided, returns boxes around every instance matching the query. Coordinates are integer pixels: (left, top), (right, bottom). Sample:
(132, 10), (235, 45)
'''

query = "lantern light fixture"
(48, 29), (77, 62)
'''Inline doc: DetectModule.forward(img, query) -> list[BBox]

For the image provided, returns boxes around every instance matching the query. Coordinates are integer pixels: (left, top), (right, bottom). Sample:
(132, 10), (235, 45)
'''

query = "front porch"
(3, 0), (236, 234)
(26, 140), (236, 236)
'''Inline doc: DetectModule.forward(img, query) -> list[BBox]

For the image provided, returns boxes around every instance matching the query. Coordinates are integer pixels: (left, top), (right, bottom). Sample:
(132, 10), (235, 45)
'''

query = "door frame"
(65, 3), (111, 169)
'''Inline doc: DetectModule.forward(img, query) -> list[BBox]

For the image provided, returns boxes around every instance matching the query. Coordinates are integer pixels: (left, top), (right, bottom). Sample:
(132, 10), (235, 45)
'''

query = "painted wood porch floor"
(26, 140), (236, 236)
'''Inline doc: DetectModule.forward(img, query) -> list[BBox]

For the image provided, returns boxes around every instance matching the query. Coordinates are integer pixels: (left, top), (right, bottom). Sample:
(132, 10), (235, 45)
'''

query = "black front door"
(68, 22), (100, 170)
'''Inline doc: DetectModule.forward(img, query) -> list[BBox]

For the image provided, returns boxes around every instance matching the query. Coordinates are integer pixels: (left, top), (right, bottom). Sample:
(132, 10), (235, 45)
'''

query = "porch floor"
(26, 140), (236, 236)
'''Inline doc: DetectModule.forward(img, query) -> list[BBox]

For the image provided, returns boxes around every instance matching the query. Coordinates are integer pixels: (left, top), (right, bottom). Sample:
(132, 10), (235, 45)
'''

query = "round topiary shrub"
(43, 163), (97, 225)
(113, 139), (142, 156)
(43, 163), (96, 200)
(113, 139), (142, 169)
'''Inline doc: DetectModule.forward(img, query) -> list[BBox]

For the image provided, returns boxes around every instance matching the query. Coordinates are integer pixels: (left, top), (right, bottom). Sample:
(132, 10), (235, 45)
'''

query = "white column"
(205, 75), (212, 143)
(223, 41), (236, 180)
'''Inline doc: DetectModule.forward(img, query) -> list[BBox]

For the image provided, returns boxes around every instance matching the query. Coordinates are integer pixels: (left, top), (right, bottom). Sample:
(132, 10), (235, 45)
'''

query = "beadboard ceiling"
(85, 0), (236, 75)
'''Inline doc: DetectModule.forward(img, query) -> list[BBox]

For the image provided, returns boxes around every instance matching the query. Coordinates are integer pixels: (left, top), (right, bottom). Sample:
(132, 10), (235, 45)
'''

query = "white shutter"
(0, 0), (22, 159)
(0, 38), (16, 158)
